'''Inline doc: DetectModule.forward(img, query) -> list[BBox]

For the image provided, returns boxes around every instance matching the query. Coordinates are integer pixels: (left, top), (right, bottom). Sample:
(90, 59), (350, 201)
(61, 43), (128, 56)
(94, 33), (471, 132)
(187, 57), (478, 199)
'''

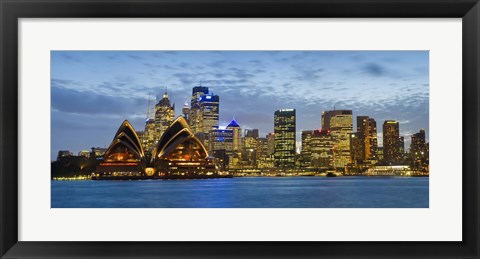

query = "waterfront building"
(300, 130), (313, 167)
(377, 146), (384, 161)
(410, 129), (429, 166)
(95, 120), (146, 177)
(323, 110), (352, 169)
(78, 150), (91, 157)
(57, 150), (73, 160)
(151, 116), (217, 176)
(310, 129), (334, 169)
(274, 109), (296, 168)
(154, 91), (175, 143)
(383, 120), (400, 163)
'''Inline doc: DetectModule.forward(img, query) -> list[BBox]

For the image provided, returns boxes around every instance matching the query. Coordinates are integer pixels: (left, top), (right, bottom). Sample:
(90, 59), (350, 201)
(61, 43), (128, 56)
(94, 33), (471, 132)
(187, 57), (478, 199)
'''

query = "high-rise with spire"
(154, 90), (175, 142)
(143, 94), (156, 153)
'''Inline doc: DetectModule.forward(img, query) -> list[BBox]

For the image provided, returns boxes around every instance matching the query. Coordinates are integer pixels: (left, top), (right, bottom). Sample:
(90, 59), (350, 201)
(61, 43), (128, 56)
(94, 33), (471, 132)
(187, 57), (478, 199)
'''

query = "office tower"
(274, 109), (296, 168)
(154, 91), (175, 141)
(410, 129), (428, 165)
(227, 118), (242, 151)
(350, 132), (364, 164)
(143, 119), (156, 153)
(211, 128), (234, 169)
(366, 118), (378, 160)
(383, 120), (400, 163)
(323, 110), (352, 169)
(244, 129), (259, 166)
(188, 86), (219, 151)
(301, 130), (313, 167)
(189, 86), (209, 134)
(354, 116), (378, 161)
(142, 94), (157, 153)
(310, 129), (334, 168)
(227, 118), (242, 168)
(322, 110), (348, 130)
(182, 100), (189, 123)
(399, 136), (405, 155)
(267, 132), (275, 156)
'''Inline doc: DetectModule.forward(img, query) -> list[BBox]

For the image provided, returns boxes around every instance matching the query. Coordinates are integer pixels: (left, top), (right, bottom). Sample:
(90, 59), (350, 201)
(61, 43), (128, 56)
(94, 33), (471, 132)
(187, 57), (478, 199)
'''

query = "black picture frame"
(1, 0), (479, 258)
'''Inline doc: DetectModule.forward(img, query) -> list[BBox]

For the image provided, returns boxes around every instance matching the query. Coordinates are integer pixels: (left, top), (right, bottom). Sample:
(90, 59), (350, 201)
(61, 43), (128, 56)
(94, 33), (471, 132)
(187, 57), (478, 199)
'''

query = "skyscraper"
(154, 91), (175, 141)
(410, 129), (428, 165)
(188, 86), (219, 152)
(350, 132), (364, 164)
(353, 116), (378, 162)
(210, 128), (234, 169)
(182, 100), (189, 123)
(323, 110), (353, 169)
(310, 129), (334, 169)
(142, 94), (156, 153)
(227, 118), (242, 168)
(383, 120), (400, 163)
(244, 129), (259, 166)
(189, 86), (209, 134)
(274, 109), (296, 168)
(301, 130), (313, 167)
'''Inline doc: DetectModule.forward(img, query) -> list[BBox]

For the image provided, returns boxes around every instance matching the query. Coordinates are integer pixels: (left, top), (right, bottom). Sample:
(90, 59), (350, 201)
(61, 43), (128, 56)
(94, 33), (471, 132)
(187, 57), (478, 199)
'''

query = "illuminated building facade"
(300, 130), (313, 167)
(267, 132), (275, 155)
(211, 128), (234, 169)
(227, 119), (242, 167)
(188, 86), (219, 152)
(152, 116), (217, 176)
(243, 129), (259, 166)
(95, 120), (146, 178)
(310, 129), (334, 169)
(57, 150), (73, 160)
(351, 116), (378, 164)
(189, 86), (208, 134)
(323, 110), (352, 169)
(142, 118), (156, 153)
(274, 109), (296, 168)
(154, 91), (175, 143)
(383, 120), (400, 163)
(410, 129), (429, 166)
(350, 132), (364, 164)
(182, 100), (190, 123)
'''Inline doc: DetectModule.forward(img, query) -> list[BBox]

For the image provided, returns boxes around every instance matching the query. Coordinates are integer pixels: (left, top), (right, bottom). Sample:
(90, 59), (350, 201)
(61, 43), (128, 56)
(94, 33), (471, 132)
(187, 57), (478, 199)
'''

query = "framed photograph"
(1, 0), (479, 258)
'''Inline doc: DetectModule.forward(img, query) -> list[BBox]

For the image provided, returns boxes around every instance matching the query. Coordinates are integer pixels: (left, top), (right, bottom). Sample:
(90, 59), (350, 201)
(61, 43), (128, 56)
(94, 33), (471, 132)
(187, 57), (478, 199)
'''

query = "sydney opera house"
(93, 117), (220, 180)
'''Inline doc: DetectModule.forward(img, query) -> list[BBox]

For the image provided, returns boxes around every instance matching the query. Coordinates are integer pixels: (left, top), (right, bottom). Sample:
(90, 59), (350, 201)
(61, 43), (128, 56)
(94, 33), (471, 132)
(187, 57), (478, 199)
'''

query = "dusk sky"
(51, 51), (429, 160)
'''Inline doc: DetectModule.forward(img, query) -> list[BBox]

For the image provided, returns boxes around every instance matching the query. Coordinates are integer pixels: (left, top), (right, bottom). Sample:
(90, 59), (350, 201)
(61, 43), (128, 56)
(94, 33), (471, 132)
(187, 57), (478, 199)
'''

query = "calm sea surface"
(51, 177), (429, 208)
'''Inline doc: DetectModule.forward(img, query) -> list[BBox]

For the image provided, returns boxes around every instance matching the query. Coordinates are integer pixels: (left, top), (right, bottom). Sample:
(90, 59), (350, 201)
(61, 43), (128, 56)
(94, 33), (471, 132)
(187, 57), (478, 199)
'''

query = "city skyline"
(51, 50), (429, 160)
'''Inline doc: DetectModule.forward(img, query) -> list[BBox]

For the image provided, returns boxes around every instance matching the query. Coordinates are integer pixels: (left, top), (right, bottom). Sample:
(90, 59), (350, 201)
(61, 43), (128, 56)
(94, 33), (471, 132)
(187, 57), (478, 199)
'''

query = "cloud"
(51, 86), (145, 116)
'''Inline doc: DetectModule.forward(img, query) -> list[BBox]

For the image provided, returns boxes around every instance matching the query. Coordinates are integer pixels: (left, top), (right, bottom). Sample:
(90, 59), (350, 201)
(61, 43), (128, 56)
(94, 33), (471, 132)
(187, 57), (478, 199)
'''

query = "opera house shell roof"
(95, 120), (146, 176)
(152, 116), (216, 175)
